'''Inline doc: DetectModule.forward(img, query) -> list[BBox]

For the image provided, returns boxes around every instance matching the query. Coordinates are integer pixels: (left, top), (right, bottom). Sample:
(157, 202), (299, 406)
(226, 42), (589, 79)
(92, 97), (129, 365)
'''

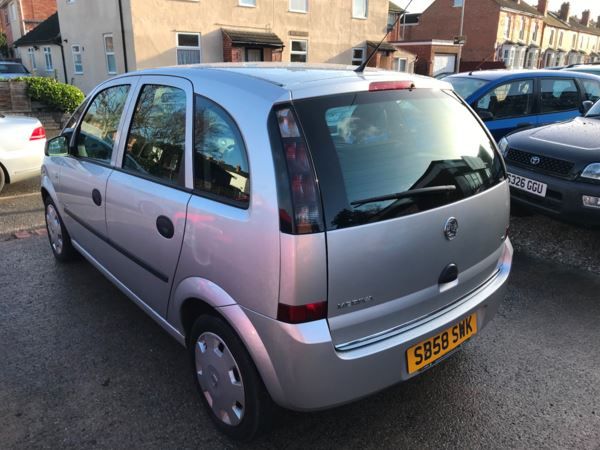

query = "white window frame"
(103, 34), (117, 74)
(176, 32), (201, 65)
(239, 0), (256, 7)
(72, 44), (83, 74)
(27, 47), (36, 70)
(43, 46), (53, 71)
(289, 0), (307, 13)
(504, 15), (512, 39)
(393, 57), (408, 72)
(351, 47), (365, 65)
(290, 39), (308, 62)
(352, 0), (368, 19)
(518, 17), (525, 41)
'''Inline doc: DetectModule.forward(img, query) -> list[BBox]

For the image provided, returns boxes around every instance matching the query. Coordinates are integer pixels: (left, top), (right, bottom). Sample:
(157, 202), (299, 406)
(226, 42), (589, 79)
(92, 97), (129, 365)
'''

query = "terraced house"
(56, 0), (402, 93)
(404, 0), (600, 71)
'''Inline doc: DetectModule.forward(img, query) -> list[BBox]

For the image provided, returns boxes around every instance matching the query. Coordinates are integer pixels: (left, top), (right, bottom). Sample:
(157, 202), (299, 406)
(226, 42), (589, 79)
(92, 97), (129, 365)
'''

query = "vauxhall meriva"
(41, 64), (513, 440)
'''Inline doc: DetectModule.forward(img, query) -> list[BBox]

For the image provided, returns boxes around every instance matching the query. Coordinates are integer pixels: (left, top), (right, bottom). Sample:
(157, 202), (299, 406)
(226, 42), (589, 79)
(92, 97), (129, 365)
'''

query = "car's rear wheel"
(189, 315), (272, 441)
(44, 197), (77, 262)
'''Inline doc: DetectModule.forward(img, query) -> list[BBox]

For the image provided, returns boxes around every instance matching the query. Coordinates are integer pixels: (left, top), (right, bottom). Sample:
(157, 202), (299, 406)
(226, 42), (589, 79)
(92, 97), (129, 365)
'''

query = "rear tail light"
(29, 126), (46, 141)
(276, 107), (324, 234)
(277, 301), (327, 324)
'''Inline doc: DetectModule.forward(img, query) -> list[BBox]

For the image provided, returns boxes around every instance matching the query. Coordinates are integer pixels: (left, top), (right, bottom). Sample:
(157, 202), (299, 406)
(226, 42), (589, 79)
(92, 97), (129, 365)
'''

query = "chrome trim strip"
(335, 267), (503, 352)
(71, 239), (186, 346)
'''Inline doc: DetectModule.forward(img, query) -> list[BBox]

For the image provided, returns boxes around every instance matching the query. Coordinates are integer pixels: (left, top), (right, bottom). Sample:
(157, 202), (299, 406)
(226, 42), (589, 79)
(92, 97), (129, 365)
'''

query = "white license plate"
(507, 173), (547, 197)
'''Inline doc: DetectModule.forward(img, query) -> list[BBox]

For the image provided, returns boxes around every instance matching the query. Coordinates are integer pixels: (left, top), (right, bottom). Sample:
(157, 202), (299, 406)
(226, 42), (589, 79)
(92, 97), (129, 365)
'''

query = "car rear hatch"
(292, 83), (509, 348)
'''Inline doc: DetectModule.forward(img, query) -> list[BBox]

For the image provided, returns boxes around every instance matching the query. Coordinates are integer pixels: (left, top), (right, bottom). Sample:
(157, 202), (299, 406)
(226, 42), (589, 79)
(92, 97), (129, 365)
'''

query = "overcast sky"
(392, 0), (600, 20)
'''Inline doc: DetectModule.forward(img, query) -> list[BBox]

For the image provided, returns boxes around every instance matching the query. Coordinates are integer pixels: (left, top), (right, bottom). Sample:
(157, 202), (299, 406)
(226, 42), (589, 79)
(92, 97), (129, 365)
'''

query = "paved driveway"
(1, 236), (599, 449)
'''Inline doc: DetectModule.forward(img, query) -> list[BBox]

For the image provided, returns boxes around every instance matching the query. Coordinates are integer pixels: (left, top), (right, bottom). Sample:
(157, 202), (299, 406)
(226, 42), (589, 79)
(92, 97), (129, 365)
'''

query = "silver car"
(42, 64), (513, 440)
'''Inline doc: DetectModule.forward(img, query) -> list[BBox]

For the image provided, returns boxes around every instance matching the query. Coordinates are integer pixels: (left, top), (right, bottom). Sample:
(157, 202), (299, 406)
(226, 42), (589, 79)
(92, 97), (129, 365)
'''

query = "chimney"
(559, 2), (570, 21)
(581, 10), (590, 27)
(537, 0), (548, 16)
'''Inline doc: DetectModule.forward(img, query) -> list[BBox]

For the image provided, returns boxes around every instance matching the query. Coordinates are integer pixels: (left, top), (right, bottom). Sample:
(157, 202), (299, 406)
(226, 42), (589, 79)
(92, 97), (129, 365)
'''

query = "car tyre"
(0, 166), (5, 194)
(189, 314), (272, 441)
(44, 197), (77, 262)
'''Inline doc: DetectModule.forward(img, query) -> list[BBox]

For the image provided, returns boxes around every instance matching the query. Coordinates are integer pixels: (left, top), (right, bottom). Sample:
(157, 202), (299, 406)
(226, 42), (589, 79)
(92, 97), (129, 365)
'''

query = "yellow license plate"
(406, 313), (477, 374)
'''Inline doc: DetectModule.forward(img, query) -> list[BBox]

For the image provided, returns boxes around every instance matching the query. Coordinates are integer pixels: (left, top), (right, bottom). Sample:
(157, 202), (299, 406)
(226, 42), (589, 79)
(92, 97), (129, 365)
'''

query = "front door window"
(246, 48), (263, 62)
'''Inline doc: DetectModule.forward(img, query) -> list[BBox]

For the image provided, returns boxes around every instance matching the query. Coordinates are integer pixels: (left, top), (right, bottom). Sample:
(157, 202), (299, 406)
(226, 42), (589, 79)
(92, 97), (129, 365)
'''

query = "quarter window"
(104, 34), (117, 74)
(193, 95), (250, 206)
(76, 85), (131, 162)
(123, 85), (187, 185)
(582, 79), (600, 103)
(43, 47), (53, 71)
(475, 79), (534, 120)
(352, 0), (367, 18)
(290, 39), (308, 62)
(289, 0), (307, 12)
(540, 79), (579, 113)
(72, 45), (83, 74)
(176, 33), (201, 65)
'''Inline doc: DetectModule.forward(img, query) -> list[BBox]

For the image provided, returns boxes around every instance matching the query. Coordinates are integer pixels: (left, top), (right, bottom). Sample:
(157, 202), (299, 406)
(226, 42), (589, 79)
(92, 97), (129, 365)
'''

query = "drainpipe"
(117, 0), (129, 72)
(57, 39), (68, 84)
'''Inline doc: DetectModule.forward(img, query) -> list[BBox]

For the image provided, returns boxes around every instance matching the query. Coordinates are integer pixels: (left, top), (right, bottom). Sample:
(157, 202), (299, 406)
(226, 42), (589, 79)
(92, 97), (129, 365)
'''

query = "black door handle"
(92, 189), (102, 206)
(156, 215), (174, 239)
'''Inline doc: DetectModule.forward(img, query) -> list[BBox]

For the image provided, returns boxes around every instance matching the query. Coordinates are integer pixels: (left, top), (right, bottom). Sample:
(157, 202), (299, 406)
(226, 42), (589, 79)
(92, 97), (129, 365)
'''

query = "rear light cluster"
(29, 126), (46, 141)
(276, 107), (324, 234)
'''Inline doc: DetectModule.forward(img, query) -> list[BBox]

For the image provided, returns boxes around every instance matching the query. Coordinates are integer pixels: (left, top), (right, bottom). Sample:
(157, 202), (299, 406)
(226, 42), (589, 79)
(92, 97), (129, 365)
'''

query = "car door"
(472, 78), (535, 141)
(57, 78), (138, 265)
(104, 76), (193, 317)
(534, 77), (582, 127)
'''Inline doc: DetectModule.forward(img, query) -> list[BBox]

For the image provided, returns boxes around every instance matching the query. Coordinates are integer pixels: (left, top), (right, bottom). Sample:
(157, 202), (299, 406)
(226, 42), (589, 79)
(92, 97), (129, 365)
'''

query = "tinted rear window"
(445, 76), (489, 99)
(0, 64), (28, 74)
(293, 88), (505, 230)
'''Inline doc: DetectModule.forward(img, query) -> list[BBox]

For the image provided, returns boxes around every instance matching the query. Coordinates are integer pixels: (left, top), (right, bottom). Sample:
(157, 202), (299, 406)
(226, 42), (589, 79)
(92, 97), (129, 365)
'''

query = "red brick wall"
(19, 0), (57, 28)
(408, 0), (500, 64)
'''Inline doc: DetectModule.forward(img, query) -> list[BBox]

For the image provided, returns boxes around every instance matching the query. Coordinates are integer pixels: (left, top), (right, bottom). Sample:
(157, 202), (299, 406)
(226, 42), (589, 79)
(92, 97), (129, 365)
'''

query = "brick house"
(0, 0), (57, 58)
(406, 0), (545, 71)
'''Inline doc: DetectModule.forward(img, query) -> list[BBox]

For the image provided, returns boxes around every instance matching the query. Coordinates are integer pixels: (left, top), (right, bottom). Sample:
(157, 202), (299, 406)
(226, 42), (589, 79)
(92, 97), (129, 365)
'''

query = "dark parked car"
(498, 99), (600, 225)
(444, 70), (600, 140)
(0, 61), (30, 79)
(564, 63), (600, 78)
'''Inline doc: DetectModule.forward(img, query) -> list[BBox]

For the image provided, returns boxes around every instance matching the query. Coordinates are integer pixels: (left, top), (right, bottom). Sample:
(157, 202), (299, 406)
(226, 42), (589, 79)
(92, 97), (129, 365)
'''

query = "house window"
(351, 47), (365, 65)
(532, 23), (539, 42)
(43, 47), (53, 71)
(176, 32), (201, 65)
(239, 0), (256, 6)
(27, 47), (36, 70)
(352, 0), (368, 19)
(289, 0), (307, 12)
(518, 17), (525, 41)
(559, 31), (563, 47)
(504, 15), (511, 39)
(72, 45), (83, 74)
(572, 35), (576, 48)
(104, 34), (117, 74)
(393, 57), (407, 72)
(290, 39), (308, 62)
(8, 2), (16, 21)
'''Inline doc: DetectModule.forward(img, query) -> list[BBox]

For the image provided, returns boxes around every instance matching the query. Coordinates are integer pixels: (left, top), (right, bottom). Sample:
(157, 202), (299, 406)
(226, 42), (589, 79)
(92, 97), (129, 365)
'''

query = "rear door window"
(540, 78), (580, 113)
(122, 84), (186, 185)
(475, 79), (534, 119)
(76, 85), (130, 163)
(293, 88), (505, 230)
(581, 79), (600, 103)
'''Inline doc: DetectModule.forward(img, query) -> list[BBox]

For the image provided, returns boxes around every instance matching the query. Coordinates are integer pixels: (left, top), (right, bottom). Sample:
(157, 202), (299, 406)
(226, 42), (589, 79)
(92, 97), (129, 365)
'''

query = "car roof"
(0, 61), (23, 65)
(445, 69), (599, 81)
(120, 63), (449, 92)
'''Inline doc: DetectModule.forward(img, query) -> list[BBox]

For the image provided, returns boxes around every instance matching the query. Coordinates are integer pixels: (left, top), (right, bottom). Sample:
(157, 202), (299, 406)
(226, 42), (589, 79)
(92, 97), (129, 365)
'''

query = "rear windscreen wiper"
(351, 185), (457, 207)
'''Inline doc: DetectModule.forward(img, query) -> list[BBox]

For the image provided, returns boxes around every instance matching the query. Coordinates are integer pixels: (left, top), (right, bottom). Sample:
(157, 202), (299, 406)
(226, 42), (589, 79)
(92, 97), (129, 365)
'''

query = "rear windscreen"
(293, 88), (505, 230)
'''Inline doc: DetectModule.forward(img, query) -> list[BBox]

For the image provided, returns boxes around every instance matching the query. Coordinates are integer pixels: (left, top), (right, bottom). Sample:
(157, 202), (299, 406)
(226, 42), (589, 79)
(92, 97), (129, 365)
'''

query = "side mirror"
(45, 136), (69, 157)
(582, 100), (594, 115)
(477, 110), (494, 121)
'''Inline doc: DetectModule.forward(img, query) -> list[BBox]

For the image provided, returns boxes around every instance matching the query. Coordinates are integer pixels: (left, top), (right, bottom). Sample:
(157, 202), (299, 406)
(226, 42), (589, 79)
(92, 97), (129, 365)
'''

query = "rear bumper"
(242, 239), (513, 411)
(0, 140), (45, 183)
(507, 165), (600, 226)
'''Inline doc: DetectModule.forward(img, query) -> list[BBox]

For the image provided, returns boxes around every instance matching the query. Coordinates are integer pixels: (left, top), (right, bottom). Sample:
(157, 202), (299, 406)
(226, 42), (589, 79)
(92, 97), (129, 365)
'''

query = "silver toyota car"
(42, 64), (513, 440)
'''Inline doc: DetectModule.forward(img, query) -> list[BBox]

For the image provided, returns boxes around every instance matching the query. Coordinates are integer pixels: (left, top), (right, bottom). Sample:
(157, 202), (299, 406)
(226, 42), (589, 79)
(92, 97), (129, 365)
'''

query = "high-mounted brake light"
(29, 126), (46, 141)
(277, 301), (327, 324)
(369, 81), (415, 91)
(276, 108), (324, 234)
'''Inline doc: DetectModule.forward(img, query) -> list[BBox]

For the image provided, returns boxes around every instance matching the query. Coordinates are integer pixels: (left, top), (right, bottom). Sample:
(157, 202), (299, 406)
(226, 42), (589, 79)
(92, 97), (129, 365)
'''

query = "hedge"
(10, 77), (84, 113)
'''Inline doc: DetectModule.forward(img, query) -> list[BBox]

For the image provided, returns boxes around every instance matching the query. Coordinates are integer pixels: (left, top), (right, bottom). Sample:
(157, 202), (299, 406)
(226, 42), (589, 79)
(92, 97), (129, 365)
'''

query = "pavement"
(0, 176), (44, 241)
(1, 234), (599, 449)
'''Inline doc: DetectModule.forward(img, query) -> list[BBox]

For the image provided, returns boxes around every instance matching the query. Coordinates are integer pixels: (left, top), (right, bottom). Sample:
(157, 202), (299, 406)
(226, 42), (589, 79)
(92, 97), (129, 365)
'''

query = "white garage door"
(433, 54), (456, 76)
